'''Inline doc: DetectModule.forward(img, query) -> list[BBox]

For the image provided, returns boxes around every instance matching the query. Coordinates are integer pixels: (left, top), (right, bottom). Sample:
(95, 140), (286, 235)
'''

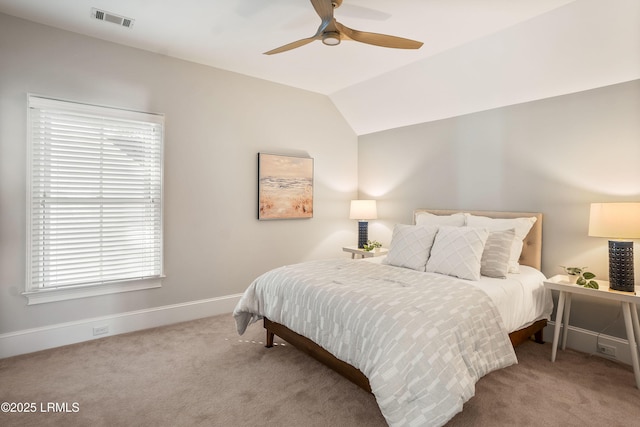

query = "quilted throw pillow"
(426, 226), (489, 281)
(465, 214), (537, 273)
(480, 229), (516, 278)
(385, 224), (439, 271)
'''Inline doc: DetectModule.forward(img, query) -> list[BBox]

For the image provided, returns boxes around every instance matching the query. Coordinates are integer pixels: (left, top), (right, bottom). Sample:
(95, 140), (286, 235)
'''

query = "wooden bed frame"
(264, 209), (547, 394)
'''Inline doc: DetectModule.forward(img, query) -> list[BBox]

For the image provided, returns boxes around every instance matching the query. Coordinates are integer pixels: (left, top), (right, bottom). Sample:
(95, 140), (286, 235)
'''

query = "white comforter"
(234, 259), (518, 427)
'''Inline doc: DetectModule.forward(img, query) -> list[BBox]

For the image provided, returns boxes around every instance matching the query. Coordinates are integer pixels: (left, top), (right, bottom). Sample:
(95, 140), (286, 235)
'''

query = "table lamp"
(588, 202), (640, 292)
(350, 200), (377, 249)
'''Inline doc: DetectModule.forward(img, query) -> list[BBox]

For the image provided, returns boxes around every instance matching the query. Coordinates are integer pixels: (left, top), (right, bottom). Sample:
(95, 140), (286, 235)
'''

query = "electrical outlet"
(93, 325), (109, 336)
(597, 343), (616, 357)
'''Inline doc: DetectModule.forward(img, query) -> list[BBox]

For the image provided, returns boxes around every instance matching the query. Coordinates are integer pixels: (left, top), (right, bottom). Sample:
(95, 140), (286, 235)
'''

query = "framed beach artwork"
(258, 153), (314, 220)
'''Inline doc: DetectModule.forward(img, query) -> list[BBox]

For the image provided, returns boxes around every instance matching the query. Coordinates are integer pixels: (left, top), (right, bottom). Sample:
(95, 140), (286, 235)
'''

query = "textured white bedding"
(365, 256), (553, 333)
(474, 265), (553, 332)
(234, 258), (524, 426)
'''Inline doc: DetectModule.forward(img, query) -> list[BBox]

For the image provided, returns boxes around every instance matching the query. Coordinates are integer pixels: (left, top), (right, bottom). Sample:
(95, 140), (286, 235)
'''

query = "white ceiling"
(1, 0), (638, 135)
(0, 0), (574, 94)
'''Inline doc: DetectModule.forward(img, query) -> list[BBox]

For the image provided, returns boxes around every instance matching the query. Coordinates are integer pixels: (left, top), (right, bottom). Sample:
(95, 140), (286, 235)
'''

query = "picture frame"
(258, 153), (314, 220)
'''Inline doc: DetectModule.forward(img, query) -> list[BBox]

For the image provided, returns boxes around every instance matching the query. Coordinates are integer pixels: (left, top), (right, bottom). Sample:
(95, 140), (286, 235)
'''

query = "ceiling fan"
(264, 0), (423, 55)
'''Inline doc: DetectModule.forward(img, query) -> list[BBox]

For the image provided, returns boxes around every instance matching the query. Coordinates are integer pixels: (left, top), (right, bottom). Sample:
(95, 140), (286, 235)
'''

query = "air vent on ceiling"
(91, 8), (134, 29)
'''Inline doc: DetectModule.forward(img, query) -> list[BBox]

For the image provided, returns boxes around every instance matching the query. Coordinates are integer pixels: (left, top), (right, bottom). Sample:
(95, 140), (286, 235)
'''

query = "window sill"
(22, 278), (163, 305)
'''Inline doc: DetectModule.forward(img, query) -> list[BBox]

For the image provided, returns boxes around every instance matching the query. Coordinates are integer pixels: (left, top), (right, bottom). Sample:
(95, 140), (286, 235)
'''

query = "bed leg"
(263, 318), (275, 348)
(534, 329), (545, 344)
(266, 329), (274, 348)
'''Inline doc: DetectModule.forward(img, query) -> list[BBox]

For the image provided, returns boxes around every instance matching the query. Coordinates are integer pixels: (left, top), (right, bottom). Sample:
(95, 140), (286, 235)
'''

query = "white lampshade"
(349, 200), (377, 220)
(588, 203), (640, 239)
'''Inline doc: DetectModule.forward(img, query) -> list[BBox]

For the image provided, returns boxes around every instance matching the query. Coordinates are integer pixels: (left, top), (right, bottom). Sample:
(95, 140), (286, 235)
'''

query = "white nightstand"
(544, 274), (640, 389)
(342, 246), (388, 259)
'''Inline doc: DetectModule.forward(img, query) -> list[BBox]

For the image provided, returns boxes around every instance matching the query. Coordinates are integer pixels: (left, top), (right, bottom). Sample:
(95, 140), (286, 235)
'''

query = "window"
(25, 95), (164, 304)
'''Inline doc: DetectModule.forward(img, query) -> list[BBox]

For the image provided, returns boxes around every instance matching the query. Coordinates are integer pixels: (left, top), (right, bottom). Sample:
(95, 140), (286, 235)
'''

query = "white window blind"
(27, 95), (164, 291)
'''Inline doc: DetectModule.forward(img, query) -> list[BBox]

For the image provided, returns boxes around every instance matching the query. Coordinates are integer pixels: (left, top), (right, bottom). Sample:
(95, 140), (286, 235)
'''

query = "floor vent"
(91, 8), (134, 29)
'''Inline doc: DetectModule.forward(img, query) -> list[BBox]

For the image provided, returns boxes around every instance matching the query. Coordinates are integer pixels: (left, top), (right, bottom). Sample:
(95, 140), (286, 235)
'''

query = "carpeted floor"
(1, 314), (639, 426)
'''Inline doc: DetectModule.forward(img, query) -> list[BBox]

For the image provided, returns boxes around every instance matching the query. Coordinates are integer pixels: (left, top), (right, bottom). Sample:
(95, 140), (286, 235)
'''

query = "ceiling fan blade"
(310, 0), (334, 22)
(336, 22), (423, 50)
(264, 16), (336, 55)
(264, 36), (318, 55)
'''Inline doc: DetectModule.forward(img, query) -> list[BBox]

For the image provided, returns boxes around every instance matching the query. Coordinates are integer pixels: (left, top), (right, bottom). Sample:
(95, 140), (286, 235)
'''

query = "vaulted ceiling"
(0, 0), (638, 135)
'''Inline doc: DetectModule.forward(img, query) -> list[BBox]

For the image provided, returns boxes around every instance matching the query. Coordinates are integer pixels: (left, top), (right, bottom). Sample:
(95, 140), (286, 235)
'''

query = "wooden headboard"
(413, 209), (543, 270)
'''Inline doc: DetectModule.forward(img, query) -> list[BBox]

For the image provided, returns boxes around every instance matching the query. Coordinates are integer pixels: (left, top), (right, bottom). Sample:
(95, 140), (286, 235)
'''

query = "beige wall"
(358, 79), (640, 338)
(0, 13), (358, 334)
(2, 10), (639, 345)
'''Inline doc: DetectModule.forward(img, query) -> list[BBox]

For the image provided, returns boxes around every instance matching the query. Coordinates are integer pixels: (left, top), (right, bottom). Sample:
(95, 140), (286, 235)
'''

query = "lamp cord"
(594, 309), (623, 357)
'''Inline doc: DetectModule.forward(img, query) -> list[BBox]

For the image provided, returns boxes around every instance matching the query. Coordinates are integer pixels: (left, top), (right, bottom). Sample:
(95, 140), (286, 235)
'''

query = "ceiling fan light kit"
(322, 31), (341, 46)
(264, 0), (423, 55)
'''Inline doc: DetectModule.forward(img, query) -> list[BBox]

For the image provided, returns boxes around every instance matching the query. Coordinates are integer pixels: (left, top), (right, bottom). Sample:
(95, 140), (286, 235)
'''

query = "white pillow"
(385, 224), (439, 271)
(464, 214), (537, 273)
(481, 229), (516, 279)
(415, 212), (465, 227)
(426, 226), (489, 281)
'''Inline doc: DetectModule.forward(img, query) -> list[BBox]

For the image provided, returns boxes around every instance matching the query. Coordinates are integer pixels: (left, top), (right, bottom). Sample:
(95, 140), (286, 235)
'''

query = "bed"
(234, 209), (553, 426)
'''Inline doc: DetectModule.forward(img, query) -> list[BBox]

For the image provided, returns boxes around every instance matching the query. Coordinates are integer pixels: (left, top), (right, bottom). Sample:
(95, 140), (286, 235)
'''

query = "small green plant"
(362, 240), (382, 252)
(560, 266), (598, 289)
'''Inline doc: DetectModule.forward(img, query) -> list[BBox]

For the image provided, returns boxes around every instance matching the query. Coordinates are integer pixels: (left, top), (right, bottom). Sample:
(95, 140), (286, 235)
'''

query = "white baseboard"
(0, 294), (243, 359)
(544, 321), (633, 366)
(4, 308), (632, 364)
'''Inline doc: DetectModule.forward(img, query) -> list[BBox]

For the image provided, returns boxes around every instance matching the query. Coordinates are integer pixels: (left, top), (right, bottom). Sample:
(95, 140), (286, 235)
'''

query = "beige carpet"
(1, 314), (639, 427)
